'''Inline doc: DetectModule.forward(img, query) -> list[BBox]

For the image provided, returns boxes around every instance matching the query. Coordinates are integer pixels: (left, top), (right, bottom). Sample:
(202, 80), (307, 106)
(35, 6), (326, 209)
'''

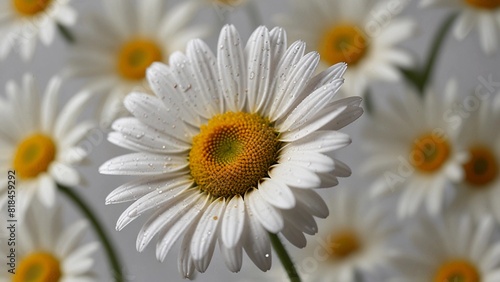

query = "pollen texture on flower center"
(13, 133), (56, 179)
(318, 23), (368, 66)
(328, 230), (361, 259)
(464, 146), (498, 187)
(117, 39), (163, 80)
(410, 133), (450, 173)
(13, 0), (52, 16)
(189, 112), (281, 198)
(465, 0), (500, 10)
(434, 259), (480, 282)
(14, 252), (62, 282)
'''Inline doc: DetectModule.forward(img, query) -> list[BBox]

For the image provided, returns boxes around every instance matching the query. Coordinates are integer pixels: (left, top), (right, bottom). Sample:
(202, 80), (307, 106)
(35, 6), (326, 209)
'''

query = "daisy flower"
(390, 215), (500, 282)
(362, 80), (467, 218)
(0, 74), (93, 217)
(100, 25), (363, 278)
(450, 91), (500, 222)
(421, 0), (500, 55)
(0, 0), (77, 61)
(0, 199), (99, 282)
(293, 187), (399, 282)
(275, 0), (415, 97)
(66, 0), (210, 125)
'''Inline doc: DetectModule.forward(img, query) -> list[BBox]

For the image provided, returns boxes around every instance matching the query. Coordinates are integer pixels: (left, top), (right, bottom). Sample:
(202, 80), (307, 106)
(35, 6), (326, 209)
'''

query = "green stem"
(364, 89), (374, 115)
(419, 12), (457, 92)
(57, 23), (75, 44)
(269, 233), (301, 282)
(400, 12), (457, 93)
(58, 184), (124, 282)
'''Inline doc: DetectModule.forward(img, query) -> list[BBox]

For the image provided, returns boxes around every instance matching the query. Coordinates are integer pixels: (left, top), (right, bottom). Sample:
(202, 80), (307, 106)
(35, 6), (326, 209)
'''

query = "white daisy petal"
(280, 151), (335, 173)
(454, 10), (477, 40)
(281, 223), (307, 248)
(291, 188), (329, 218)
(258, 178), (296, 210)
(186, 39), (223, 115)
(191, 199), (226, 272)
(38, 174), (56, 207)
(117, 183), (194, 232)
(246, 189), (284, 233)
(478, 14), (498, 55)
(56, 221), (89, 258)
(100, 25), (359, 278)
(178, 224), (197, 279)
(269, 162), (321, 189)
(220, 195), (246, 248)
(264, 40), (306, 117)
(271, 52), (321, 122)
(246, 26), (271, 112)
(156, 196), (209, 262)
(268, 27), (288, 79)
(40, 76), (62, 132)
(50, 163), (81, 187)
(123, 93), (192, 144)
(147, 63), (201, 126)
(63, 243), (100, 275)
(243, 200), (272, 271)
(99, 153), (188, 176)
(218, 242), (243, 272)
(140, 194), (204, 252)
(54, 91), (92, 140)
(217, 25), (247, 112)
(278, 77), (342, 132)
(106, 175), (190, 205)
(111, 118), (190, 153)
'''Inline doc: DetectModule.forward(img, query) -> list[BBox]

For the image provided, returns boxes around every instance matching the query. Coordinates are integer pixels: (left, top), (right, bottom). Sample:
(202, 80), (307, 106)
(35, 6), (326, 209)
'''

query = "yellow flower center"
(13, 133), (56, 179)
(13, 252), (62, 282)
(327, 230), (361, 259)
(117, 39), (163, 80)
(213, 0), (242, 5)
(410, 133), (450, 173)
(465, 0), (500, 10)
(189, 112), (280, 198)
(463, 146), (498, 188)
(318, 24), (368, 66)
(434, 259), (480, 282)
(12, 0), (52, 16)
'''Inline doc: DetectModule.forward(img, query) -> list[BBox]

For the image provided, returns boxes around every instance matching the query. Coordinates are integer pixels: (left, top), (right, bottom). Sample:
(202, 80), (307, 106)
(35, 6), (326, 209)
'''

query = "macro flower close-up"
(100, 24), (363, 278)
(0, 1), (499, 281)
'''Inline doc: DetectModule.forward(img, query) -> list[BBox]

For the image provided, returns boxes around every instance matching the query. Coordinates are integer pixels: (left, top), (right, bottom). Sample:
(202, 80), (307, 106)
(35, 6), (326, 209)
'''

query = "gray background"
(1, 0), (499, 281)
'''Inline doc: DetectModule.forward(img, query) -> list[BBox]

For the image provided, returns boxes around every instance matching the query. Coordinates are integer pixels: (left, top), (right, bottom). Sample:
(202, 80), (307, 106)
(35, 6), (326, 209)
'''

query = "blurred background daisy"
(0, 200), (99, 282)
(275, 0), (416, 97)
(421, 0), (500, 55)
(0, 74), (93, 217)
(66, 0), (211, 125)
(0, 0), (77, 61)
